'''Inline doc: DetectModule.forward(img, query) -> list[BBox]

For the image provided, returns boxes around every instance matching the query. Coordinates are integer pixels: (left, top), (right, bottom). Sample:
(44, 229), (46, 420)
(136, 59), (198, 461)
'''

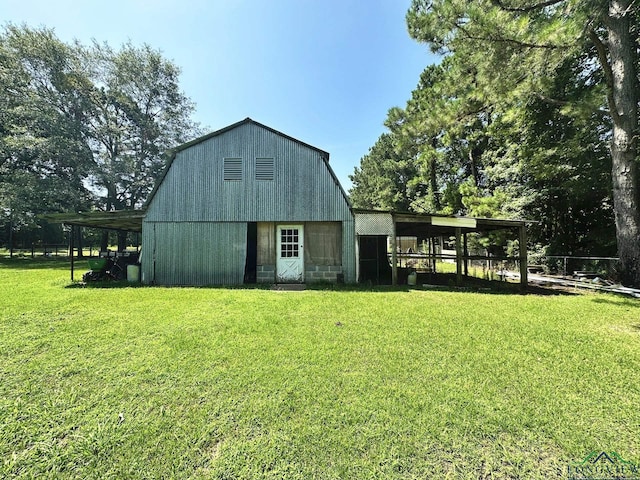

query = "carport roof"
(353, 209), (529, 236)
(353, 209), (531, 290)
(42, 210), (145, 232)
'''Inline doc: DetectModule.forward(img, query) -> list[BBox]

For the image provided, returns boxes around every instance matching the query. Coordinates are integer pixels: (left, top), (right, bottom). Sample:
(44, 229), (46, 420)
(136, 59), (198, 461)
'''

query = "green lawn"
(1, 258), (639, 479)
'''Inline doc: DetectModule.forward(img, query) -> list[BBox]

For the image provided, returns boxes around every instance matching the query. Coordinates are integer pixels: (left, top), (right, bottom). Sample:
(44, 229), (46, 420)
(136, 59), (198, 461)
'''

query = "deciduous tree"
(0, 25), (201, 249)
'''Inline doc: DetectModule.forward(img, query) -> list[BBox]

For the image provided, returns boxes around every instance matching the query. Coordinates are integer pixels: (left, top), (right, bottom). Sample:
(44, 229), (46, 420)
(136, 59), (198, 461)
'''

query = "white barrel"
(127, 264), (140, 283)
(407, 271), (417, 286)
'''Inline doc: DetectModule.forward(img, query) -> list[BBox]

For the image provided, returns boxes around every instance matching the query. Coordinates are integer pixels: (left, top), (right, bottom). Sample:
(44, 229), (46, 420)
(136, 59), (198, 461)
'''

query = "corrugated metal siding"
(142, 221), (247, 285)
(342, 217), (356, 282)
(140, 224), (154, 284)
(145, 123), (352, 223)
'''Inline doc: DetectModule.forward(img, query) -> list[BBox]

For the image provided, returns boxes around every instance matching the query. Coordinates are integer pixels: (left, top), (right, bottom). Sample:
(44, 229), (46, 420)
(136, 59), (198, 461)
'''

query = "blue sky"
(3, 0), (439, 189)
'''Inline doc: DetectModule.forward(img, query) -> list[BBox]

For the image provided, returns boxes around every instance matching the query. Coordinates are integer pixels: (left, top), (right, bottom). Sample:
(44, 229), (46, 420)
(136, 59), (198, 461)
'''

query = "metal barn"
(141, 118), (355, 285)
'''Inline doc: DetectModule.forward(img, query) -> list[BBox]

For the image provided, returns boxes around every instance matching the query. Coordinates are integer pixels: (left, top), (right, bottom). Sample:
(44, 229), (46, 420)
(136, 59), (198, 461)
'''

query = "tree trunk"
(117, 231), (127, 252)
(76, 227), (84, 258)
(100, 231), (109, 251)
(8, 215), (14, 258)
(606, 0), (640, 286)
(469, 145), (482, 187)
(430, 138), (441, 210)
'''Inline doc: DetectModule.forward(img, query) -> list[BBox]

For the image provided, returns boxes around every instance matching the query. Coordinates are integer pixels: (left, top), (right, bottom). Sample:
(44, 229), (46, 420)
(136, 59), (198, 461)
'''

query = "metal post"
(519, 225), (528, 293)
(8, 215), (13, 258)
(463, 232), (469, 277)
(433, 237), (437, 272)
(70, 225), (75, 282)
(391, 220), (398, 286)
(455, 227), (462, 286)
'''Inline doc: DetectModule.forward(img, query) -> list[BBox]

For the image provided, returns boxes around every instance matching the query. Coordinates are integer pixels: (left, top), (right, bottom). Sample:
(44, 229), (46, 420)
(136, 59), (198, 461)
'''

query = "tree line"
(349, 0), (639, 286)
(0, 25), (201, 250)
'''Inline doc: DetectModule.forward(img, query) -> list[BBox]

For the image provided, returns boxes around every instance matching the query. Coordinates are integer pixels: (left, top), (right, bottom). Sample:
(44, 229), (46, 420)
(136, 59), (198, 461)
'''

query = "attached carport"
(354, 209), (529, 291)
(42, 210), (145, 281)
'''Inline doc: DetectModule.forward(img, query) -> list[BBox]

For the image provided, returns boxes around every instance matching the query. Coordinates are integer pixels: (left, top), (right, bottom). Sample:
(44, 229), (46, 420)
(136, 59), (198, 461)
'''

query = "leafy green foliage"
(351, 0), (635, 270)
(404, 0), (639, 285)
(81, 40), (201, 210)
(349, 133), (421, 211)
(0, 25), (200, 247)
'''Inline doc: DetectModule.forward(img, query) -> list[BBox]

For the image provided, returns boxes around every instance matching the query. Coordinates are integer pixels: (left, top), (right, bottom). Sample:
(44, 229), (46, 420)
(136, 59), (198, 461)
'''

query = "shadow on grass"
(590, 297), (640, 307)
(0, 256), (79, 270)
(65, 273), (576, 296)
(325, 273), (576, 296)
(65, 281), (144, 289)
(3, 257), (579, 296)
(66, 282), (279, 290)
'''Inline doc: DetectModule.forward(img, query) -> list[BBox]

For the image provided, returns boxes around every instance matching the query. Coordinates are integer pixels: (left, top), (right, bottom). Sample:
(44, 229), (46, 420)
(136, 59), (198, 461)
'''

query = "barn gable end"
(142, 118), (355, 285)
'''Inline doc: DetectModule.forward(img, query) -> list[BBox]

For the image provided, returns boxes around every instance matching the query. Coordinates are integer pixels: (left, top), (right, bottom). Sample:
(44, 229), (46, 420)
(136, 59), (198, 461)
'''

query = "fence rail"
(4, 244), (106, 258)
(539, 255), (619, 279)
(391, 251), (620, 281)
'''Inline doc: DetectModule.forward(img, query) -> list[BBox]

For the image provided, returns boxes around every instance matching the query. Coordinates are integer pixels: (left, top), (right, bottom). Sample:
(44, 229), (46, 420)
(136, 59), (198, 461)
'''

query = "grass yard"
(1, 258), (639, 479)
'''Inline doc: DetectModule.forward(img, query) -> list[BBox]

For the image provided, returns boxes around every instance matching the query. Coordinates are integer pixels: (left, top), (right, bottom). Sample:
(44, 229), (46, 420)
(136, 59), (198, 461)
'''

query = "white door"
(276, 225), (304, 283)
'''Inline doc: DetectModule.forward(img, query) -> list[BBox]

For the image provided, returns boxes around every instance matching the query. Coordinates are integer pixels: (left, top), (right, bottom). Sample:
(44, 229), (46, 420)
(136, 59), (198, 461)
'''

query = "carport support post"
(519, 224), (528, 292)
(432, 237), (437, 271)
(8, 215), (13, 258)
(391, 221), (398, 286)
(455, 227), (462, 286)
(463, 232), (469, 276)
(70, 224), (75, 282)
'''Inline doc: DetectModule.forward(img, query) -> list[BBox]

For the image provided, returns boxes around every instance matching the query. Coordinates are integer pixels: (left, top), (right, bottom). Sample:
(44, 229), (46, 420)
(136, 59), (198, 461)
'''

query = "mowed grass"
(1, 258), (639, 479)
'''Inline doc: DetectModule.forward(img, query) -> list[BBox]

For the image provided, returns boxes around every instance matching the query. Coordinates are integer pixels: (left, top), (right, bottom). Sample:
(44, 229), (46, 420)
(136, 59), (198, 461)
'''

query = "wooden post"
(519, 224), (528, 293)
(433, 237), (437, 272)
(70, 224), (75, 282)
(455, 227), (462, 286)
(8, 215), (13, 259)
(391, 220), (398, 286)
(463, 232), (469, 277)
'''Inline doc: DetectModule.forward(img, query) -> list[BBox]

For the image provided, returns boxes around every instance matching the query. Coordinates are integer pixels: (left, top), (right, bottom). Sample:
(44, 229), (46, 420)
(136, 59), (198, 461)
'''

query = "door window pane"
(281, 228), (299, 258)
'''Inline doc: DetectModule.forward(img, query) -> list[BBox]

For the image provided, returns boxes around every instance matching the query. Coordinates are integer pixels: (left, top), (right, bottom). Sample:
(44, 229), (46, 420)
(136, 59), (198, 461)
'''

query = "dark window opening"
(280, 228), (300, 258)
(244, 222), (257, 283)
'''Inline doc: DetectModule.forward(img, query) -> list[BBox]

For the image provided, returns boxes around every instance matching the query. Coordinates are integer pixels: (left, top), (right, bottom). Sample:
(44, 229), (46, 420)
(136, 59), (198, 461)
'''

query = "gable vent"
(255, 158), (274, 180)
(223, 158), (242, 180)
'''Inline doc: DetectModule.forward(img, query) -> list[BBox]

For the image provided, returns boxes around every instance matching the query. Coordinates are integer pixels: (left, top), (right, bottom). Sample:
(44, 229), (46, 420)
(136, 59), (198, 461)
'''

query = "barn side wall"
(142, 221), (247, 285)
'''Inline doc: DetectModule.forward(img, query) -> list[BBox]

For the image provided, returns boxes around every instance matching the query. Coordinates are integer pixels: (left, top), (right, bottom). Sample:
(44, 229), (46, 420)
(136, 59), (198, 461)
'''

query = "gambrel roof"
(145, 118), (350, 209)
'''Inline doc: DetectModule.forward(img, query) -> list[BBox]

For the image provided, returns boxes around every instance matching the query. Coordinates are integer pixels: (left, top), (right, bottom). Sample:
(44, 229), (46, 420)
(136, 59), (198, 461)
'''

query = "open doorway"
(244, 222), (257, 283)
(358, 235), (391, 284)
